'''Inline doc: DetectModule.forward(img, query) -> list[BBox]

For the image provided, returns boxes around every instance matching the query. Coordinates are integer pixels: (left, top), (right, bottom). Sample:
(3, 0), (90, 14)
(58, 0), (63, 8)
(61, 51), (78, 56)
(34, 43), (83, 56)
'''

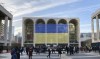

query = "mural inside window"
(25, 20), (33, 41)
(69, 21), (78, 43)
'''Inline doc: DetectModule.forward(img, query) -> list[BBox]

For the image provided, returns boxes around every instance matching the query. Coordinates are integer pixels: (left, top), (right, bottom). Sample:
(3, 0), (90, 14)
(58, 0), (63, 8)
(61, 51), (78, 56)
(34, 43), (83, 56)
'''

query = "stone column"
(45, 22), (47, 46)
(91, 18), (94, 42)
(96, 15), (99, 41)
(56, 22), (58, 45)
(33, 21), (34, 46)
(4, 16), (8, 46)
(77, 20), (81, 48)
(22, 20), (25, 47)
(34, 22), (36, 47)
(8, 19), (12, 46)
(68, 21), (70, 47)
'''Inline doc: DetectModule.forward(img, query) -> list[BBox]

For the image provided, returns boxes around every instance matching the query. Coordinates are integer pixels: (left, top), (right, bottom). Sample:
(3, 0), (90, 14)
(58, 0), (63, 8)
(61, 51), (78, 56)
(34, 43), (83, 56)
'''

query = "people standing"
(75, 46), (79, 53)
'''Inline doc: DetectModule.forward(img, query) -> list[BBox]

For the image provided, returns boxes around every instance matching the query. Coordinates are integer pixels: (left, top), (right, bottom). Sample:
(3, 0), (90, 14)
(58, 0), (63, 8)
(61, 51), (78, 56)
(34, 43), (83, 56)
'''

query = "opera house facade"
(22, 17), (80, 47)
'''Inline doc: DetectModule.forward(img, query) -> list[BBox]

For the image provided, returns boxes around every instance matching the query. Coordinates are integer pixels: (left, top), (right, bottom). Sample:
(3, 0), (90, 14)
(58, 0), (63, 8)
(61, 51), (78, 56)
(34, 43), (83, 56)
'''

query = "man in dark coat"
(16, 47), (20, 59)
(66, 46), (69, 54)
(26, 47), (29, 55)
(69, 45), (74, 55)
(47, 48), (51, 58)
(29, 47), (33, 59)
(58, 48), (62, 57)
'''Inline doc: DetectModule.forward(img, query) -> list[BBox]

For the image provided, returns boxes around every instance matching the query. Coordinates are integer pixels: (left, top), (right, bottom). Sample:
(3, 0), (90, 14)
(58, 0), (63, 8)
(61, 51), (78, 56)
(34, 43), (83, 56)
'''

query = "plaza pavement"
(62, 52), (100, 59)
(0, 52), (100, 59)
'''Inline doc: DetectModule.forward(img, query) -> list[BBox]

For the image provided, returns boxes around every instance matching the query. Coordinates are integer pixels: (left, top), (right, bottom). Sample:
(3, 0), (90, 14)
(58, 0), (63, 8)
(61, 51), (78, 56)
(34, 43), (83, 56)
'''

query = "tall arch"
(58, 19), (68, 45)
(58, 19), (68, 33)
(36, 19), (45, 24)
(47, 19), (56, 24)
(24, 19), (34, 44)
(69, 19), (78, 43)
(35, 19), (45, 33)
(58, 19), (67, 24)
(35, 19), (46, 45)
(47, 19), (56, 33)
(47, 19), (56, 44)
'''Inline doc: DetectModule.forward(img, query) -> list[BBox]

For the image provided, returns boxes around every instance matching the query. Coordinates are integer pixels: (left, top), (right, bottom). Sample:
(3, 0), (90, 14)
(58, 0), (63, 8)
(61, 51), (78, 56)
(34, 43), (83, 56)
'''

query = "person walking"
(16, 47), (20, 59)
(20, 47), (24, 55)
(69, 45), (74, 55)
(29, 47), (33, 59)
(11, 48), (17, 59)
(47, 48), (51, 58)
(66, 46), (69, 54)
(58, 47), (62, 57)
(26, 47), (29, 55)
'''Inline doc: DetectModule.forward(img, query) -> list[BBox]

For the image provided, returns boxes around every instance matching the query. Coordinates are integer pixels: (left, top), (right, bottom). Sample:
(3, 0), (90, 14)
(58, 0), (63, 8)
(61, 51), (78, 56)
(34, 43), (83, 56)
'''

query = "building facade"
(0, 5), (13, 46)
(22, 17), (80, 47)
(91, 9), (100, 47)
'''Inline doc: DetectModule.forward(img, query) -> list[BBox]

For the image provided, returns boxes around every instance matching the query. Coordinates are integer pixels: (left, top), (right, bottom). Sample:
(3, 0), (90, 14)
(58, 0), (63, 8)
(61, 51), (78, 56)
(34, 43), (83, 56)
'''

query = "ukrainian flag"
(35, 24), (69, 44)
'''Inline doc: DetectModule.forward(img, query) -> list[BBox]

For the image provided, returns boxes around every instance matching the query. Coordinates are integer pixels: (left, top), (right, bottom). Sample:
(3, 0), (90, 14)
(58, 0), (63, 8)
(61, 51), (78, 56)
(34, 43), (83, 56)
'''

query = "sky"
(1, 0), (100, 35)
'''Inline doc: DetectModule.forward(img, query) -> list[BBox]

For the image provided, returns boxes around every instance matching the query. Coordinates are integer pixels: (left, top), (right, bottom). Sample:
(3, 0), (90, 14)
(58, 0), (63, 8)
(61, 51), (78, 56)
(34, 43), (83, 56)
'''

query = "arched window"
(36, 19), (45, 24)
(35, 19), (45, 33)
(47, 19), (56, 33)
(69, 19), (78, 43)
(47, 19), (56, 24)
(24, 19), (34, 42)
(58, 19), (67, 33)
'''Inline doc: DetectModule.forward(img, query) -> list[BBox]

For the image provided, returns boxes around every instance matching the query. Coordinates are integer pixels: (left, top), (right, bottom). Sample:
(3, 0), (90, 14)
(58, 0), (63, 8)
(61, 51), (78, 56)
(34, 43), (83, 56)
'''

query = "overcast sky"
(1, 0), (100, 35)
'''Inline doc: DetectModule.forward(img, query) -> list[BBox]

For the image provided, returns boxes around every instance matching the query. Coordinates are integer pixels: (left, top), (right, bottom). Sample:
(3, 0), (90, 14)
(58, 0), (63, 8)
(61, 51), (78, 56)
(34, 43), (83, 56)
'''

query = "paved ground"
(21, 53), (60, 59)
(61, 52), (100, 59)
(0, 52), (60, 59)
(0, 52), (100, 59)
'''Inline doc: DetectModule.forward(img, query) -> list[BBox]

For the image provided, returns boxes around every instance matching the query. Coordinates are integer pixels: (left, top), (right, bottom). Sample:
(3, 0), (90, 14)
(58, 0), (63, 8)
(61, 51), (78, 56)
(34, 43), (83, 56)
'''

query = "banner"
(35, 24), (68, 33)
(35, 24), (68, 44)
(35, 33), (69, 44)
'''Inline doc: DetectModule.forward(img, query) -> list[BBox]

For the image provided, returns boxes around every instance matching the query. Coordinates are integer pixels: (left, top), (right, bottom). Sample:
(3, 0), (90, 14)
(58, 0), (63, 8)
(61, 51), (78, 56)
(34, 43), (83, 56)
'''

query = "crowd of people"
(80, 46), (100, 54)
(10, 45), (80, 59)
(5, 45), (100, 59)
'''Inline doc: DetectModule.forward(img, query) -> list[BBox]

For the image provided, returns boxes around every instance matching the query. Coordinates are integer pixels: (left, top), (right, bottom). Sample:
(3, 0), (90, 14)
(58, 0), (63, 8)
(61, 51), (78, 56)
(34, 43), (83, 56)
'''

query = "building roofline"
(23, 17), (79, 20)
(0, 5), (13, 19)
(92, 8), (100, 18)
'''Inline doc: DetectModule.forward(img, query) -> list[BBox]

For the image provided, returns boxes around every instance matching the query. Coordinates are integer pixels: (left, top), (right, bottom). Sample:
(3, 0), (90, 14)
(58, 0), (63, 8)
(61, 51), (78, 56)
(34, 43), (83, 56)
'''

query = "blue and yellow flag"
(35, 24), (69, 44)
